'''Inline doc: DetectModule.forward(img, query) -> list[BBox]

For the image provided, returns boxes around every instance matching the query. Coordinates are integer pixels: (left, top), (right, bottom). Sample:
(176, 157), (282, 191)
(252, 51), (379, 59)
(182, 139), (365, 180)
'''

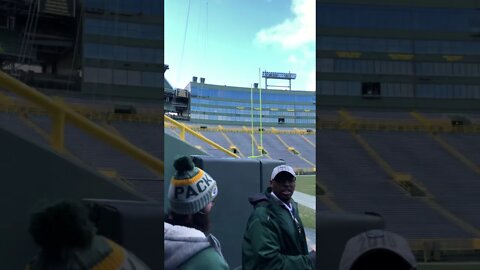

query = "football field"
(295, 174), (315, 196)
(295, 174), (316, 229)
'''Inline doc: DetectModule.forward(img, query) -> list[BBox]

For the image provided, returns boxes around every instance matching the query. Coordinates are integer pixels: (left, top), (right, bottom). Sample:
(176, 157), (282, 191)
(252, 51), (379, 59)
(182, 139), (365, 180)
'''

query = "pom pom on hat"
(173, 156), (195, 173)
(29, 201), (96, 251)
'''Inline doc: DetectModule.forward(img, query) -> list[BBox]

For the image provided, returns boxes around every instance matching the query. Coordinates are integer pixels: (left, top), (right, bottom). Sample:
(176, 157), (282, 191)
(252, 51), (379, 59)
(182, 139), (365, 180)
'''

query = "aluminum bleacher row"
(0, 106), (163, 201)
(316, 110), (480, 260)
(165, 124), (316, 172)
(317, 130), (473, 239)
(364, 131), (480, 231)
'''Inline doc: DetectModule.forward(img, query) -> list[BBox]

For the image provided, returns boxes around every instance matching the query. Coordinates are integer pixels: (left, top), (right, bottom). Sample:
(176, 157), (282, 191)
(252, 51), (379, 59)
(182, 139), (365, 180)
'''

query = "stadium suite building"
(186, 79), (316, 128)
(0, 0), (163, 101)
(317, 0), (480, 111)
(82, 0), (163, 99)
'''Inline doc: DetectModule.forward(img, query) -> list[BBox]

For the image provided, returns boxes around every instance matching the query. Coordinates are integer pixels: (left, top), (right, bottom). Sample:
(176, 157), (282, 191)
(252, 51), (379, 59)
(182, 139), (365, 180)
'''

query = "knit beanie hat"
(168, 156), (218, 215)
(27, 201), (151, 270)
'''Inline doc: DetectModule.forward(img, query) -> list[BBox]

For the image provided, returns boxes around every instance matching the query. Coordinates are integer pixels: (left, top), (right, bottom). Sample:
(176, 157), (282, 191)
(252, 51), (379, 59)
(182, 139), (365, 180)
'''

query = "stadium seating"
(317, 130), (471, 239)
(29, 114), (158, 179)
(316, 109), (480, 262)
(184, 131), (232, 158)
(0, 100), (163, 201)
(0, 112), (47, 146)
(363, 131), (480, 229)
(442, 134), (480, 164)
(110, 121), (163, 159)
(165, 125), (316, 172)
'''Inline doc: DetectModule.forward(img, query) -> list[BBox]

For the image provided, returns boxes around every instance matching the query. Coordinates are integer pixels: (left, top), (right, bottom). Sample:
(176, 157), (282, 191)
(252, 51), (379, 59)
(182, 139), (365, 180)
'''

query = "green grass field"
(295, 175), (316, 229)
(298, 204), (316, 229)
(295, 175), (315, 196)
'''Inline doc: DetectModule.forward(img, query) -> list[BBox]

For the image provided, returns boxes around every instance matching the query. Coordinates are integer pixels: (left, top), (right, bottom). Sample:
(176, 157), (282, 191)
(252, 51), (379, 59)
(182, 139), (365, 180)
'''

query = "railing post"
(51, 108), (65, 152)
(180, 126), (186, 140)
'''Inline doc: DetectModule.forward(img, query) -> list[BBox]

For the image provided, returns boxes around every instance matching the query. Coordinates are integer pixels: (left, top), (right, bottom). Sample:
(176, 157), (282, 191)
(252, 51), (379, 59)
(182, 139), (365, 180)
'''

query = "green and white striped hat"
(168, 156), (218, 215)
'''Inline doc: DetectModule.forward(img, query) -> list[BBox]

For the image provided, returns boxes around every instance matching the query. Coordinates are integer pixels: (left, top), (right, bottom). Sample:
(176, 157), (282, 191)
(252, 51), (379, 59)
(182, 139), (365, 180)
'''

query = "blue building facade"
(188, 82), (315, 127)
(81, 0), (163, 99)
(317, 0), (480, 110)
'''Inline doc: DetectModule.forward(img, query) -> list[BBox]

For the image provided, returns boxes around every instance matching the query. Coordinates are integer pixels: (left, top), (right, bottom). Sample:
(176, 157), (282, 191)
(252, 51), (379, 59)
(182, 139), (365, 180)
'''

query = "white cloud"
(254, 0), (315, 91)
(255, 0), (314, 49)
(288, 55), (298, 64)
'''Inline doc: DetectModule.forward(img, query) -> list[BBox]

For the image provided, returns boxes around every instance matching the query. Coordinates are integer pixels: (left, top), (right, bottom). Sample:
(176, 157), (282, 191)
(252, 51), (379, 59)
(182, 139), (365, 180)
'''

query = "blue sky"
(164, 0), (315, 91)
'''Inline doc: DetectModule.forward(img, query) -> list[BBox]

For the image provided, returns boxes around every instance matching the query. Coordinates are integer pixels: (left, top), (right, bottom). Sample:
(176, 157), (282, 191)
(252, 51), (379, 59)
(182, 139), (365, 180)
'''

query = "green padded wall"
(259, 158), (287, 192)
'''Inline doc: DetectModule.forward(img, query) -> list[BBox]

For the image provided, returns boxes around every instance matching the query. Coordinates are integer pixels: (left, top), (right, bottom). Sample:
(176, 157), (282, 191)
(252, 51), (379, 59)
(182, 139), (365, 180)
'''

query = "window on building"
(362, 82), (381, 98)
(113, 69), (127, 85)
(127, 70), (141, 86)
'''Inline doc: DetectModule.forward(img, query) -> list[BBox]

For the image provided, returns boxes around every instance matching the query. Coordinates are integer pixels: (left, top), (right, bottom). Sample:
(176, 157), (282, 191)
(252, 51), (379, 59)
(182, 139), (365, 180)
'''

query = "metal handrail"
(165, 115), (239, 158)
(0, 71), (163, 176)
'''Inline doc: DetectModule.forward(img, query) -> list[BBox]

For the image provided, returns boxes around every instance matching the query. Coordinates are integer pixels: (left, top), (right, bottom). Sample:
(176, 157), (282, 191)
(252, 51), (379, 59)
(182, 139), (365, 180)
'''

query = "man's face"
(270, 172), (296, 203)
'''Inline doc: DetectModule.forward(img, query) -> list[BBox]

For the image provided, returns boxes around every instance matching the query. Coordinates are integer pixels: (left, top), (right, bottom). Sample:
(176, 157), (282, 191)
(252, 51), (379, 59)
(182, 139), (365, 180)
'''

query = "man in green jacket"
(242, 165), (316, 270)
(164, 156), (229, 270)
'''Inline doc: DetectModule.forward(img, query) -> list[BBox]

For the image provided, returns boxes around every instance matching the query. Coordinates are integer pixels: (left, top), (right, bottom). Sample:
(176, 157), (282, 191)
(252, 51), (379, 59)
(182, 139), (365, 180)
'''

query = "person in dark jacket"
(26, 201), (150, 270)
(164, 156), (229, 270)
(242, 164), (316, 270)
